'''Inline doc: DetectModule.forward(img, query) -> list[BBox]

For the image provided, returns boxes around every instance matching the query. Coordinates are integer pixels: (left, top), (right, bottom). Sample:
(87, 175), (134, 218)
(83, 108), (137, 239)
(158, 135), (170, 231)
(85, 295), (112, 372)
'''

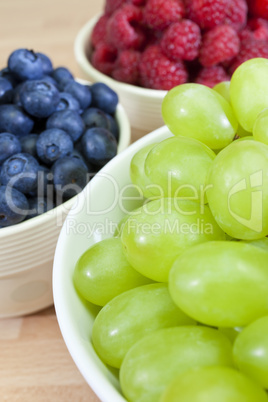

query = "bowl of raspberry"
(0, 48), (130, 318)
(74, 0), (268, 134)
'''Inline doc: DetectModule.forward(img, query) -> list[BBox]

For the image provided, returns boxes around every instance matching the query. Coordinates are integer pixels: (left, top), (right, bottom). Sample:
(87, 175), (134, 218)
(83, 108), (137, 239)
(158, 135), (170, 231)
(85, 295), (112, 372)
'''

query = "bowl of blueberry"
(0, 48), (130, 318)
(74, 0), (268, 134)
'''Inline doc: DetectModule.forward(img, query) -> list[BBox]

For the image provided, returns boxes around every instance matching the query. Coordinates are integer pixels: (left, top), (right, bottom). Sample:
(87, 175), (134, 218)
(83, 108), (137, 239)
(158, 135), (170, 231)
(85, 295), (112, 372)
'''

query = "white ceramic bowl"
(74, 16), (167, 133)
(53, 125), (172, 402)
(0, 100), (131, 319)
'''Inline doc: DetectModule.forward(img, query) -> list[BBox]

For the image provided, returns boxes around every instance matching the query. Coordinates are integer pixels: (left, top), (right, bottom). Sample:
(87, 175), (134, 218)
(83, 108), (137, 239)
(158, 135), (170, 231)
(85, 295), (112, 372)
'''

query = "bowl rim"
(74, 15), (168, 100)
(53, 125), (170, 402)
(0, 92), (130, 239)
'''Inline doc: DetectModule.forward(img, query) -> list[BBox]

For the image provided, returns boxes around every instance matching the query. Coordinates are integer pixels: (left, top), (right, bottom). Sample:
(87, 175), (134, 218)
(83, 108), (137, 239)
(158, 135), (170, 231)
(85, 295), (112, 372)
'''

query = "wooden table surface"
(0, 1), (112, 401)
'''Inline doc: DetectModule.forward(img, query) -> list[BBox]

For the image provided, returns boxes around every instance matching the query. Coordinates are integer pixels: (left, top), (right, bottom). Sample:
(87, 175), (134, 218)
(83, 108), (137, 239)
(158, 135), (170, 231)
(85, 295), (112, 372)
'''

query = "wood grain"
(0, 1), (106, 400)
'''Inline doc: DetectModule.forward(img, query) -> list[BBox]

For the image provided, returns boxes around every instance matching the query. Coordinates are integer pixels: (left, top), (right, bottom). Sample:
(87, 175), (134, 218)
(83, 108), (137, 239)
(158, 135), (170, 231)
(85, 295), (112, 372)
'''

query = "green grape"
(236, 124), (252, 138)
(213, 81), (251, 139)
(218, 327), (243, 343)
(120, 326), (233, 402)
(121, 198), (225, 282)
(162, 83), (238, 150)
(206, 139), (268, 239)
(244, 237), (268, 251)
(73, 237), (151, 306)
(169, 241), (268, 327)
(92, 283), (196, 368)
(235, 135), (255, 141)
(230, 58), (268, 132)
(160, 366), (268, 402)
(144, 136), (215, 201)
(130, 142), (158, 199)
(233, 315), (268, 388)
(253, 108), (268, 146)
(113, 212), (132, 237)
(213, 81), (231, 103)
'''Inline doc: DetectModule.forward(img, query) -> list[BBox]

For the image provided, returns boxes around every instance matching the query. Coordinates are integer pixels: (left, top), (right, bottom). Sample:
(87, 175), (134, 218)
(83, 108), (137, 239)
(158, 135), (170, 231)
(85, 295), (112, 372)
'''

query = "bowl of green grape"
(53, 58), (268, 402)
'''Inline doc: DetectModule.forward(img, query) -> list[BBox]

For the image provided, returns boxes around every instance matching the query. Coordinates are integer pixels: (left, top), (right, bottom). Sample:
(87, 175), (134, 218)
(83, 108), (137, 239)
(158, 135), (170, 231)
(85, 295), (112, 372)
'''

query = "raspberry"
(248, 18), (268, 41)
(224, 0), (248, 32)
(199, 25), (240, 67)
(195, 66), (230, 87)
(139, 45), (188, 90)
(107, 4), (146, 50)
(91, 43), (118, 76)
(185, 0), (228, 30)
(247, 0), (268, 19)
(112, 50), (141, 84)
(91, 15), (109, 48)
(144, 0), (185, 30)
(229, 38), (268, 74)
(238, 28), (252, 43)
(105, 0), (126, 16)
(160, 20), (201, 61)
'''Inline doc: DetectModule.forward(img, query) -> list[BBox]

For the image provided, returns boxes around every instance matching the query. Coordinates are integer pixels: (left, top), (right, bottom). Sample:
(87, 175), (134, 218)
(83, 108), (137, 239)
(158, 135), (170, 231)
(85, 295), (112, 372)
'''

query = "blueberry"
(56, 92), (80, 113)
(105, 113), (119, 141)
(64, 81), (92, 110)
(0, 77), (13, 104)
(13, 82), (25, 106)
(82, 107), (109, 129)
(90, 82), (118, 114)
(36, 52), (53, 75)
(29, 165), (53, 197)
(0, 185), (29, 227)
(52, 156), (88, 200)
(40, 75), (59, 88)
(36, 128), (73, 165)
(8, 49), (43, 81)
(0, 105), (34, 136)
(81, 127), (117, 167)
(0, 133), (22, 164)
(0, 67), (19, 87)
(69, 147), (94, 173)
(20, 133), (39, 157)
(46, 110), (85, 142)
(51, 67), (74, 91)
(0, 153), (39, 194)
(20, 79), (60, 118)
(27, 196), (54, 219)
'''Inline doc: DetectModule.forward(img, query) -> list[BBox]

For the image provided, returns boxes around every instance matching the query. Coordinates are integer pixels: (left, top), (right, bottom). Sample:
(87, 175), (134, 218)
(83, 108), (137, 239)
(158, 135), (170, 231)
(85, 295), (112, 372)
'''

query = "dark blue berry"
(52, 156), (88, 200)
(0, 77), (13, 104)
(36, 52), (53, 75)
(82, 107), (108, 129)
(105, 113), (119, 141)
(0, 185), (29, 227)
(27, 196), (54, 219)
(51, 67), (74, 91)
(90, 82), (118, 114)
(20, 79), (60, 118)
(8, 49), (43, 81)
(0, 105), (34, 136)
(81, 127), (117, 167)
(0, 133), (22, 165)
(46, 110), (85, 142)
(56, 92), (80, 113)
(64, 81), (92, 110)
(40, 75), (59, 88)
(36, 128), (73, 165)
(20, 134), (38, 157)
(0, 67), (19, 87)
(0, 153), (39, 194)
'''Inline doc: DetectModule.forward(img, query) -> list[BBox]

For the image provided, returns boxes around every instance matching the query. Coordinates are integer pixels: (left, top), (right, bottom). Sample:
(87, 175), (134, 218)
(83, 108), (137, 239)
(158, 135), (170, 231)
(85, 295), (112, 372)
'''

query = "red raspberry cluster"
(88, 0), (268, 90)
